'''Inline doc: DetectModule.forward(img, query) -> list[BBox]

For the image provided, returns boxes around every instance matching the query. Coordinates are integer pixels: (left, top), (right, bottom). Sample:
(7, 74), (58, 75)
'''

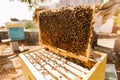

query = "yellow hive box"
(19, 48), (107, 80)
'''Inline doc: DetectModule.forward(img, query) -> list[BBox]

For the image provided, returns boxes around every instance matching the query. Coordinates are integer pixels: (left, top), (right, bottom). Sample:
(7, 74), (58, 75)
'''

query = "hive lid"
(5, 21), (24, 28)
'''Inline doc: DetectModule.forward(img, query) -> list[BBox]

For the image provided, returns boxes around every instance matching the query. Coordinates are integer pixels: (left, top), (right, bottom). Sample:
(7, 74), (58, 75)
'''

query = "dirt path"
(0, 44), (23, 80)
(0, 44), (40, 80)
(0, 51), (24, 80)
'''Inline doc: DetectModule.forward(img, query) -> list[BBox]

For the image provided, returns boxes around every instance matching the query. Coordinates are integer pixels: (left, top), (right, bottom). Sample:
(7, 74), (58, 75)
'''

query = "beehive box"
(19, 48), (107, 80)
(6, 22), (25, 41)
(19, 5), (107, 80)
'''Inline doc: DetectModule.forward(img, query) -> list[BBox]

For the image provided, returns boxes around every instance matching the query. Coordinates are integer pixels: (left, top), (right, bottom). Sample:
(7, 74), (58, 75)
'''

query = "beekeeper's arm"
(94, 0), (120, 32)
(98, 0), (120, 23)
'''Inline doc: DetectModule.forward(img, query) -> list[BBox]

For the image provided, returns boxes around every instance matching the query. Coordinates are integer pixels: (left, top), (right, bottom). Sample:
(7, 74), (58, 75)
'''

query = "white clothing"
(38, 0), (102, 9)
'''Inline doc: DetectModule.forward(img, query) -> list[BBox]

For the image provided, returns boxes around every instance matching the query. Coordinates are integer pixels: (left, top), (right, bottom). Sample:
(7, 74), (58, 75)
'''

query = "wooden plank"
(1, 39), (11, 43)
(41, 44), (96, 68)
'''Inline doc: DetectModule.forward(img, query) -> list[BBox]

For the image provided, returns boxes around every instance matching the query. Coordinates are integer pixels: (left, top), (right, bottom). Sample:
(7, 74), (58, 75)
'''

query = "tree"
(24, 20), (37, 30)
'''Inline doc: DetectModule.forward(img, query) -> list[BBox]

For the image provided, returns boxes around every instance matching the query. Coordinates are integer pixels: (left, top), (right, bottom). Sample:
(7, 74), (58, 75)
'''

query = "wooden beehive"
(19, 48), (107, 80)
(6, 22), (25, 41)
(19, 5), (107, 80)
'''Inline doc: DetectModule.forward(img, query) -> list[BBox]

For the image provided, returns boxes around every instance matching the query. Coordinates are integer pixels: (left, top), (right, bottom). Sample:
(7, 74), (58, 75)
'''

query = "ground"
(0, 45), (40, 80)
(0, 44), (24, 80)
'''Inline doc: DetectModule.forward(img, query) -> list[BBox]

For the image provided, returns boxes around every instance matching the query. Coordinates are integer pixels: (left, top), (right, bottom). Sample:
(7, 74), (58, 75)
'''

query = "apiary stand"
(10, 41), (20, 52)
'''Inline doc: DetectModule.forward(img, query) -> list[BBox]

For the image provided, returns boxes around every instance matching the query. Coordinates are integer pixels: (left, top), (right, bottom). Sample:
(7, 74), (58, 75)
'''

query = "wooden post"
(10, 41), (20, 52)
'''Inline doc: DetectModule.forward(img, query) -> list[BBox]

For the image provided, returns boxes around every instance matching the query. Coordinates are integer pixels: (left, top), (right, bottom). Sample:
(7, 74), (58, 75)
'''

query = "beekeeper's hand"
(97, 0), (120, 24)
(33, 8), (43, 22)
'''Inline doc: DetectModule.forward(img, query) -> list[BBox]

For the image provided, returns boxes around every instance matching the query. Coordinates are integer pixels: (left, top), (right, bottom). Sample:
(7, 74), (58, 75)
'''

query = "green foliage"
(24, 20), (37, 30)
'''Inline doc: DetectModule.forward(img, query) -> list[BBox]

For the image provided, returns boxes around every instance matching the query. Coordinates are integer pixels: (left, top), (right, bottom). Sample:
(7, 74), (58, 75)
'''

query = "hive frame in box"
(37, 5), (96, 63)
(19, 47), (107, 80)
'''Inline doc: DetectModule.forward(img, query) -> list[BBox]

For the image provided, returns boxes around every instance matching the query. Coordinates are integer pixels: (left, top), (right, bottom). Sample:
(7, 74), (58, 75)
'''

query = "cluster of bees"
(39, 5), (94, 56)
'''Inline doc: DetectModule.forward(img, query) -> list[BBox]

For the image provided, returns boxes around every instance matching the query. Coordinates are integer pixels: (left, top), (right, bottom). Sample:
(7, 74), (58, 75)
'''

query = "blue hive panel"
(8, 27), (25, 41)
